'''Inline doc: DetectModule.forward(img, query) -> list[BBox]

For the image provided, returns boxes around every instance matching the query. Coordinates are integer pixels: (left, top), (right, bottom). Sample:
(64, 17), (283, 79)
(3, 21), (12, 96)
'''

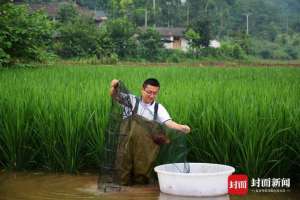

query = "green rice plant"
(0, 86), (40, 169)
(0, 65), (299, 180)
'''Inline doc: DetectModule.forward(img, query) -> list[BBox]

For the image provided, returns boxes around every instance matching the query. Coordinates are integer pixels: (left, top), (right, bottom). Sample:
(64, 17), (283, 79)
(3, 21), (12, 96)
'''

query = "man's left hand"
(181, 125), (191, 134)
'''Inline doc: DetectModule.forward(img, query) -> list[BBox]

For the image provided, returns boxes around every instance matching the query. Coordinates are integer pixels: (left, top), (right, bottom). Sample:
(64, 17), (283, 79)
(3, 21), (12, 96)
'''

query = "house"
(155, 27), (189, 52)
(27, 2), (61, 20)
(94, 10), (108, 26)
(140, 27), (222, 52)
(209, 39), (221, 48)
(17, 2), (107, 25)
(154, 27), (222, 51)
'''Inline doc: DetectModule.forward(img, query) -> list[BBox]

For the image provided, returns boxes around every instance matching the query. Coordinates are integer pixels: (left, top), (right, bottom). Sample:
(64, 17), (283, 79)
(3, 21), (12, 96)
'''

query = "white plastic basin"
(154, 163), (235, 197)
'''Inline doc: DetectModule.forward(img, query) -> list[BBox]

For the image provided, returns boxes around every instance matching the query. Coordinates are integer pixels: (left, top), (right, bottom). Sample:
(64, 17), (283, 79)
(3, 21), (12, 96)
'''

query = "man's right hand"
(110, 79), (119, 97)
(111, 79), (119, 88)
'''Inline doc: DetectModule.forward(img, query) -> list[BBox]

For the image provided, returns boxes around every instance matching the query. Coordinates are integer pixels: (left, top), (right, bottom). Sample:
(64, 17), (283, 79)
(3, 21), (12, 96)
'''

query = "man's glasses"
(143, 89), (158, 96)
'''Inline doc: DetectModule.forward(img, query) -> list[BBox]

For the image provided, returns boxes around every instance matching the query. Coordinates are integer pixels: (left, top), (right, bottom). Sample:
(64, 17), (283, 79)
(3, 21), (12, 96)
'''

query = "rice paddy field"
(0, 64), (299, 182)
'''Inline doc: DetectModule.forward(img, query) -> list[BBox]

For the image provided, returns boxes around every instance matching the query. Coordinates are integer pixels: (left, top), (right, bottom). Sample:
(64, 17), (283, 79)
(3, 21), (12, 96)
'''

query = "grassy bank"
(0, 64), (299, 181)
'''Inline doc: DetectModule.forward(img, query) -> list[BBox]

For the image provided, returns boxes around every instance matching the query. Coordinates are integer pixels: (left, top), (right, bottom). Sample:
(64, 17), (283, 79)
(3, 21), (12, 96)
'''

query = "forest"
(1, 0), (300, 65)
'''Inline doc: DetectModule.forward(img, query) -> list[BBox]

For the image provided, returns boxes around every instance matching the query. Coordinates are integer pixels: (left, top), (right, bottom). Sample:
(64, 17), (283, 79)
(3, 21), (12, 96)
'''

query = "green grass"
(0, 65), (299, 180)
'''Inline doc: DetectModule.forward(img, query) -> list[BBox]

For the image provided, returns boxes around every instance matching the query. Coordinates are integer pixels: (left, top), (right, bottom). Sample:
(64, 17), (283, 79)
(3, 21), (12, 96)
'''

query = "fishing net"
(98, 81), (189, 191)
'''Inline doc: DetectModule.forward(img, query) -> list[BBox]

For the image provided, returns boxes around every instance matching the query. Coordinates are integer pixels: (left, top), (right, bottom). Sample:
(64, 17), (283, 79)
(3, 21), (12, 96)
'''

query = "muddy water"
(0, 171), (299, 200)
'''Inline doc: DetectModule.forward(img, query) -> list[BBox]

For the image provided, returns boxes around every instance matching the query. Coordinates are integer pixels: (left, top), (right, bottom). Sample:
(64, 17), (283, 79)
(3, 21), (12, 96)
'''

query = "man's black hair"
(143, 78), (160, 88)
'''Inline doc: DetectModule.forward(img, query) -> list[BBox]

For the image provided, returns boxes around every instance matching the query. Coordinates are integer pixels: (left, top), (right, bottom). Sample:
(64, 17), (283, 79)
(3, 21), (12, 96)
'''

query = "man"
(110, 78), (190, 185)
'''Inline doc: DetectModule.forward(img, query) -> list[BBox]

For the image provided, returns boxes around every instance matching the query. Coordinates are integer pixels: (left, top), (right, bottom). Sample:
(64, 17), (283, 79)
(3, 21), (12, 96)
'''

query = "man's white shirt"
(122, 94), (171, 124)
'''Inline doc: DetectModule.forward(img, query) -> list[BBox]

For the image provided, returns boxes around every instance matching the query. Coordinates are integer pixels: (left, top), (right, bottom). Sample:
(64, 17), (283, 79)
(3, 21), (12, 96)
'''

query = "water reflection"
(159, 193), (229, 200)
(0, 171), (299, 200)
(0, 171), (98, 200)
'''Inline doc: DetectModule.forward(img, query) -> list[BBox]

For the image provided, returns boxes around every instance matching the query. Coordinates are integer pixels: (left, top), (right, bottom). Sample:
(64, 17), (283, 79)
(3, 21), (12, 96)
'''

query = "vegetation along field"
(0, 65), (299, 182)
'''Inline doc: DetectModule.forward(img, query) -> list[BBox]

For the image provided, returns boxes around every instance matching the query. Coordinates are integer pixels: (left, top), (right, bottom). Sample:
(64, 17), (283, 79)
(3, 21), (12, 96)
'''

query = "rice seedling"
(0, 65), (299, 180)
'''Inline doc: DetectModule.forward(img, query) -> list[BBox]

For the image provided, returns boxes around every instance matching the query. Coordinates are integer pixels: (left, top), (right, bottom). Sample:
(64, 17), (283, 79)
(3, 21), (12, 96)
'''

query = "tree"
(137, 27), (163, 60)
(105, 18), (137, 58)
(190, 18), (211, 47)
(184, 28), (200, 49)
(57, 3), (79, 23)
(54, 16), (103, 58)
(0, 3), (54, 66)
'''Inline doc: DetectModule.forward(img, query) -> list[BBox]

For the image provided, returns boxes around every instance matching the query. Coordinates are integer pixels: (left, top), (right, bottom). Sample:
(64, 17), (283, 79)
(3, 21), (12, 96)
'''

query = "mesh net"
(98, 81), (189, 191)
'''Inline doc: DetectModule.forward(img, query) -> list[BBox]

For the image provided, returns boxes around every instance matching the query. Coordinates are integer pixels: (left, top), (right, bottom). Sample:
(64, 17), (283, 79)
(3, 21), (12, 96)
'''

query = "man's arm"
(164, 120), (191, 134)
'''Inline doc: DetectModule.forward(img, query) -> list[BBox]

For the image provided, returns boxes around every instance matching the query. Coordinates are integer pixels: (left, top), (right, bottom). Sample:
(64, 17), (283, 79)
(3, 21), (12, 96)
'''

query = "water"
(0, 171), (299, 200)
(183, 162), (190, 173)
